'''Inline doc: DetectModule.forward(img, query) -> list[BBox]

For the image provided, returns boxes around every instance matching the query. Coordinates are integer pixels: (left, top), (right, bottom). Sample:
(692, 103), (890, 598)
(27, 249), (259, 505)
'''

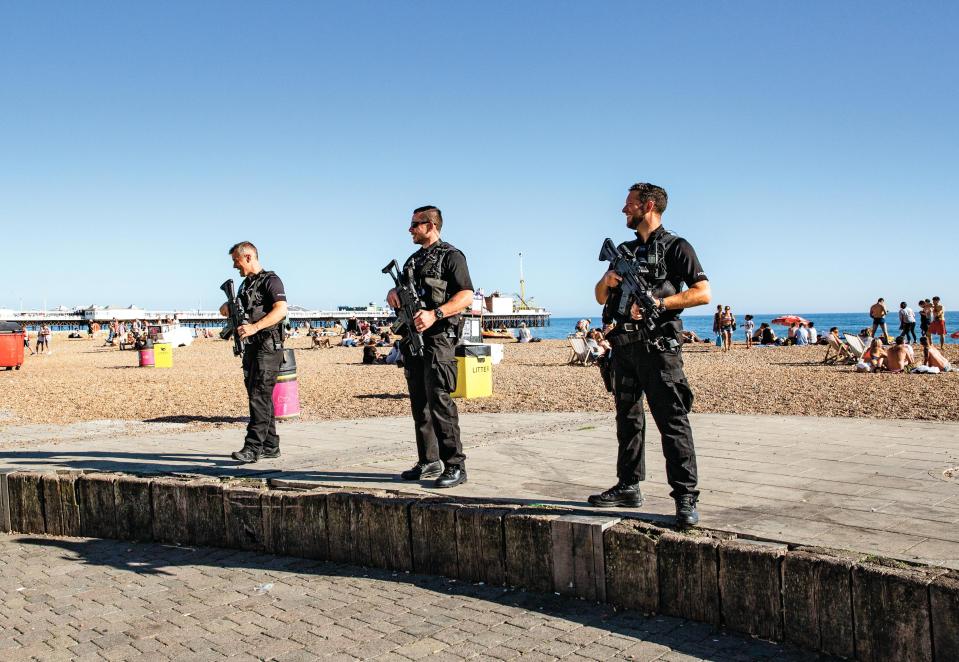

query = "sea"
(541, 313), (959, 344)
(19, 311), (959, 344)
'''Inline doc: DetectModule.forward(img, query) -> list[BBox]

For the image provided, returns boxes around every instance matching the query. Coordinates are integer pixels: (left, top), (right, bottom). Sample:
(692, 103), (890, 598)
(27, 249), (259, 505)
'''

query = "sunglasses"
(409, 220), (432, 228)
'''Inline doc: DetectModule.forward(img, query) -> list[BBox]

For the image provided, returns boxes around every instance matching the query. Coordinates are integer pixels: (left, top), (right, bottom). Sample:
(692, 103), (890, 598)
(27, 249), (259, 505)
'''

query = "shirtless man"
(928, 296), (947, 350)
(885, 336), (915, 373)
(921, 336), (952, 371)
(869, 298), (888, 340)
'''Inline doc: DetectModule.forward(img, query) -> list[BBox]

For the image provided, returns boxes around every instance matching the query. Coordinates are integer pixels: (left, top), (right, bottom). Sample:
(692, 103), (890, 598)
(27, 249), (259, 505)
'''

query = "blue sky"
(2, 2), (956, 316)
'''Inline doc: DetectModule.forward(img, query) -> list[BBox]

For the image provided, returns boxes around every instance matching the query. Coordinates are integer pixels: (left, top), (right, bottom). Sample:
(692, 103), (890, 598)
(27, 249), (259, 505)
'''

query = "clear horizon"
(2, 2), (957, 316)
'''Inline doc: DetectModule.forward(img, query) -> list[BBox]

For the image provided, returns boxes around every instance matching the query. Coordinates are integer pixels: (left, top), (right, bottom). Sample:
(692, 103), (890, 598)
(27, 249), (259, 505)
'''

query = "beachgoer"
(920, 336), (952, 371)
(807, 322), (818, 344)
(862, 338), (887, 372)
(823, 327), (851, 364)
(795, 322), (809, 346)
(760, 323), (777, 345)
(22, 325), (34, 356)
(681, 330), (702, 343)
(384, 340), (402, 366)
(743, 314), (755, 349)
(898, 302), (917, 344)
(712, 304), (722, 342)
(929, 296), (947, 350)
(787, 322), (798, 346)
(362, 341), (380, 364)
(340, 330), (358, 347)
(219, 241), (288, 464)
(590, 182), (711, 526)
(387, 205), (473, 489)
(37, 323), (51, 355)
(885, 336), (914, 373)
(918, 299), (932, 342)
(518, 321), (532, 343)
(869, 298), (889, 340)
(719, 305), (734, 352)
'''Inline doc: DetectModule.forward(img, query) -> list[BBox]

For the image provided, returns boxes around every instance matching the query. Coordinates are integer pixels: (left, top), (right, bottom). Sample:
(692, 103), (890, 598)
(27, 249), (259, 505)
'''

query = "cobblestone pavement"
(0, 534), (831, 661)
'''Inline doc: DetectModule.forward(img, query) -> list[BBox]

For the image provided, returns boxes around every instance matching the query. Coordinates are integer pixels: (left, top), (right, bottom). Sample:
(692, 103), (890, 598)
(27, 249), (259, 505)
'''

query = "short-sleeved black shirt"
(610, 226), (707, 326)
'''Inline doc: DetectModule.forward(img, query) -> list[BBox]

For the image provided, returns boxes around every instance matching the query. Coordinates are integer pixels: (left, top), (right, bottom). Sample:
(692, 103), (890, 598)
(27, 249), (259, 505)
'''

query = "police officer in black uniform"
(591, 183), (711, 526)
(220, 241), (289, 464)
(387, 206), (474, 488)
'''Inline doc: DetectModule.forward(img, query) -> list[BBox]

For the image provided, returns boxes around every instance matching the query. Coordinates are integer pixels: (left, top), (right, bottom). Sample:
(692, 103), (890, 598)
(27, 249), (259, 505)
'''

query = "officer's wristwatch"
(657, 298), (667, 312)
(434, 307), (445, 320)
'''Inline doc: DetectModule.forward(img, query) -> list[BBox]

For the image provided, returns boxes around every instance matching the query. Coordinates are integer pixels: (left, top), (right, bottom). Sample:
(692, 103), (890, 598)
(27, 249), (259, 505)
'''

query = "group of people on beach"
(867, 297), (948, 349)
(19, 322), (52, 356)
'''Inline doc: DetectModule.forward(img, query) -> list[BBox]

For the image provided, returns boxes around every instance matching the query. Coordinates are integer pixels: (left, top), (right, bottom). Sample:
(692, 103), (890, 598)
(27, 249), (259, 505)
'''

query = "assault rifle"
(220, 279), (247, 357)
(598, 238), (661, 332)
(382, 259), (425, 357)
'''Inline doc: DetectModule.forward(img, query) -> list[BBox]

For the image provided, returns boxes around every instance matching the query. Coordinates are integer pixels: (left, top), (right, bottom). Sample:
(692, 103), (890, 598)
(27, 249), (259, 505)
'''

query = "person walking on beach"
(919, 299), (932, 342)
(219, 241), (288, 464)
(929, 296), (947, 350)
(743, 314), (755, 349)
(37, 323), (51, 355)
(899, 302), (917, 344)
(591, 182), (711, 526)
(387, 205), (474, 489)
(869, 298), (889, 340)
(719, 306), (735, 352)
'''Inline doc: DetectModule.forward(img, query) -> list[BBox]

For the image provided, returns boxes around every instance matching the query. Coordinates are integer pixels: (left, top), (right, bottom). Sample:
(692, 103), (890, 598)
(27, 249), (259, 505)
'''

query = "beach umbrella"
(951, 331), (959, 339)
(770, 315), (810, 326)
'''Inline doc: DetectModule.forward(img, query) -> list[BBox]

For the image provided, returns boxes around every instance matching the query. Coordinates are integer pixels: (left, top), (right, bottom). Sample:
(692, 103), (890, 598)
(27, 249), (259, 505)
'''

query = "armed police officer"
(219, 241), (289, 464)
(591, 183), (711, 526)
(387, 205), (474, 488)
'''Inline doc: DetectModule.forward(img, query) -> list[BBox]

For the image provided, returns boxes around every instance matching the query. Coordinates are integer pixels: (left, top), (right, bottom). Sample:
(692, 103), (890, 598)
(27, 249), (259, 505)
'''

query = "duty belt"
(608, 326), (680, 352)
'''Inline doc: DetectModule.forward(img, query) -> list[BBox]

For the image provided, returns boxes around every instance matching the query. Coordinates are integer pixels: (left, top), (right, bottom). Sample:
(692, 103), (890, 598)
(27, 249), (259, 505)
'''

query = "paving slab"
(1, 411), (958, 568)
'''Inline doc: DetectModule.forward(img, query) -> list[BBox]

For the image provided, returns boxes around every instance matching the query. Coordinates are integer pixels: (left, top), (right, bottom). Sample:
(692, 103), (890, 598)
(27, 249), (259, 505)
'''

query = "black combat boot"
(260, 448), (281, 459)
(434, 464), (467, 488)
(231, 447), (259, 464)
(587, 482), (643, 508)
(675, 495), (700, 526)
(400, 460), (443, 481)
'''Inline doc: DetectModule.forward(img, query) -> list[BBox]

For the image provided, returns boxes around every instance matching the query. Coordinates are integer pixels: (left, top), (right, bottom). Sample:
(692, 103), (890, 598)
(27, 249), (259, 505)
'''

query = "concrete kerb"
(2, 469), (957, 661)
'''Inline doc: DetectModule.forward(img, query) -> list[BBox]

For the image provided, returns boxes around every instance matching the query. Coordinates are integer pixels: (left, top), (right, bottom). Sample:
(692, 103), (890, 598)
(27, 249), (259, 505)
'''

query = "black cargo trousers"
(241, 331), (284, 454)
(403, 329), (465, 467)
(610, 340), (699, 499)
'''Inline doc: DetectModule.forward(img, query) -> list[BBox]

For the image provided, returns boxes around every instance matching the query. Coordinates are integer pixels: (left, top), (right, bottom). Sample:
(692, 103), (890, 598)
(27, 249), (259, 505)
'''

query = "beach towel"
(911, 365), (941, 374)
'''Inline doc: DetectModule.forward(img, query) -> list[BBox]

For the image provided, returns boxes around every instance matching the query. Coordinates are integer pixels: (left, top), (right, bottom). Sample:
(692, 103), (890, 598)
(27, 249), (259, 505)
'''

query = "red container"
(0, 322), (25, 370)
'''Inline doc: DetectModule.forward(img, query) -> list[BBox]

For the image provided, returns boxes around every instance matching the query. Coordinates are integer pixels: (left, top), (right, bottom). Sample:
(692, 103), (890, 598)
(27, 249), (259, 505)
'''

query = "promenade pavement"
(2, 412), (958, 570)
(0, 534), (827, 661)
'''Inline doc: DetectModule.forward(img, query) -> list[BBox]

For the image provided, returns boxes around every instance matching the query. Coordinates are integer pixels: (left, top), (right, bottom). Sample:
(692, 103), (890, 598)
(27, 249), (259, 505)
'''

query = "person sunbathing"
(885, 336), (914, 373)
(921, 336), (953, 372)
(861, 338), (887, 372)
(823, 327), (852, 364)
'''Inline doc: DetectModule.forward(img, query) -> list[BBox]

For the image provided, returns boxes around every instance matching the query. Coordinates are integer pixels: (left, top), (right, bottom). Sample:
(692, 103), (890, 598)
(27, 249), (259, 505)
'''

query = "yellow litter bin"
(452, 344), (492, 399)
(154, 342), (173, 368)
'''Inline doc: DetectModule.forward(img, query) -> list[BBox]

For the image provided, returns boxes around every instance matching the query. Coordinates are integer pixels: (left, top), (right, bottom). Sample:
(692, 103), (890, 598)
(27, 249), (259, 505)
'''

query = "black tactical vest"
(403, 241), (458, 311)
(238, 270), (283, 341)
(604, 229), (682, 331)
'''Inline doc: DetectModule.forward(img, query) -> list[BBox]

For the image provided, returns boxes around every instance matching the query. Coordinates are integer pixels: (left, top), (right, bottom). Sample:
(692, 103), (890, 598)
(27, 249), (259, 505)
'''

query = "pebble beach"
(3, 333), (958, 433)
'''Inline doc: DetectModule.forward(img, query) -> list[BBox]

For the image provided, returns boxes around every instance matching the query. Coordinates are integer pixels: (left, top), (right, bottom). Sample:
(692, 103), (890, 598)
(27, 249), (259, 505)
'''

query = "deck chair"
(843, 334), (867, 361)
(567, 335), (595, 366)
(823, 334), (853, 364)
